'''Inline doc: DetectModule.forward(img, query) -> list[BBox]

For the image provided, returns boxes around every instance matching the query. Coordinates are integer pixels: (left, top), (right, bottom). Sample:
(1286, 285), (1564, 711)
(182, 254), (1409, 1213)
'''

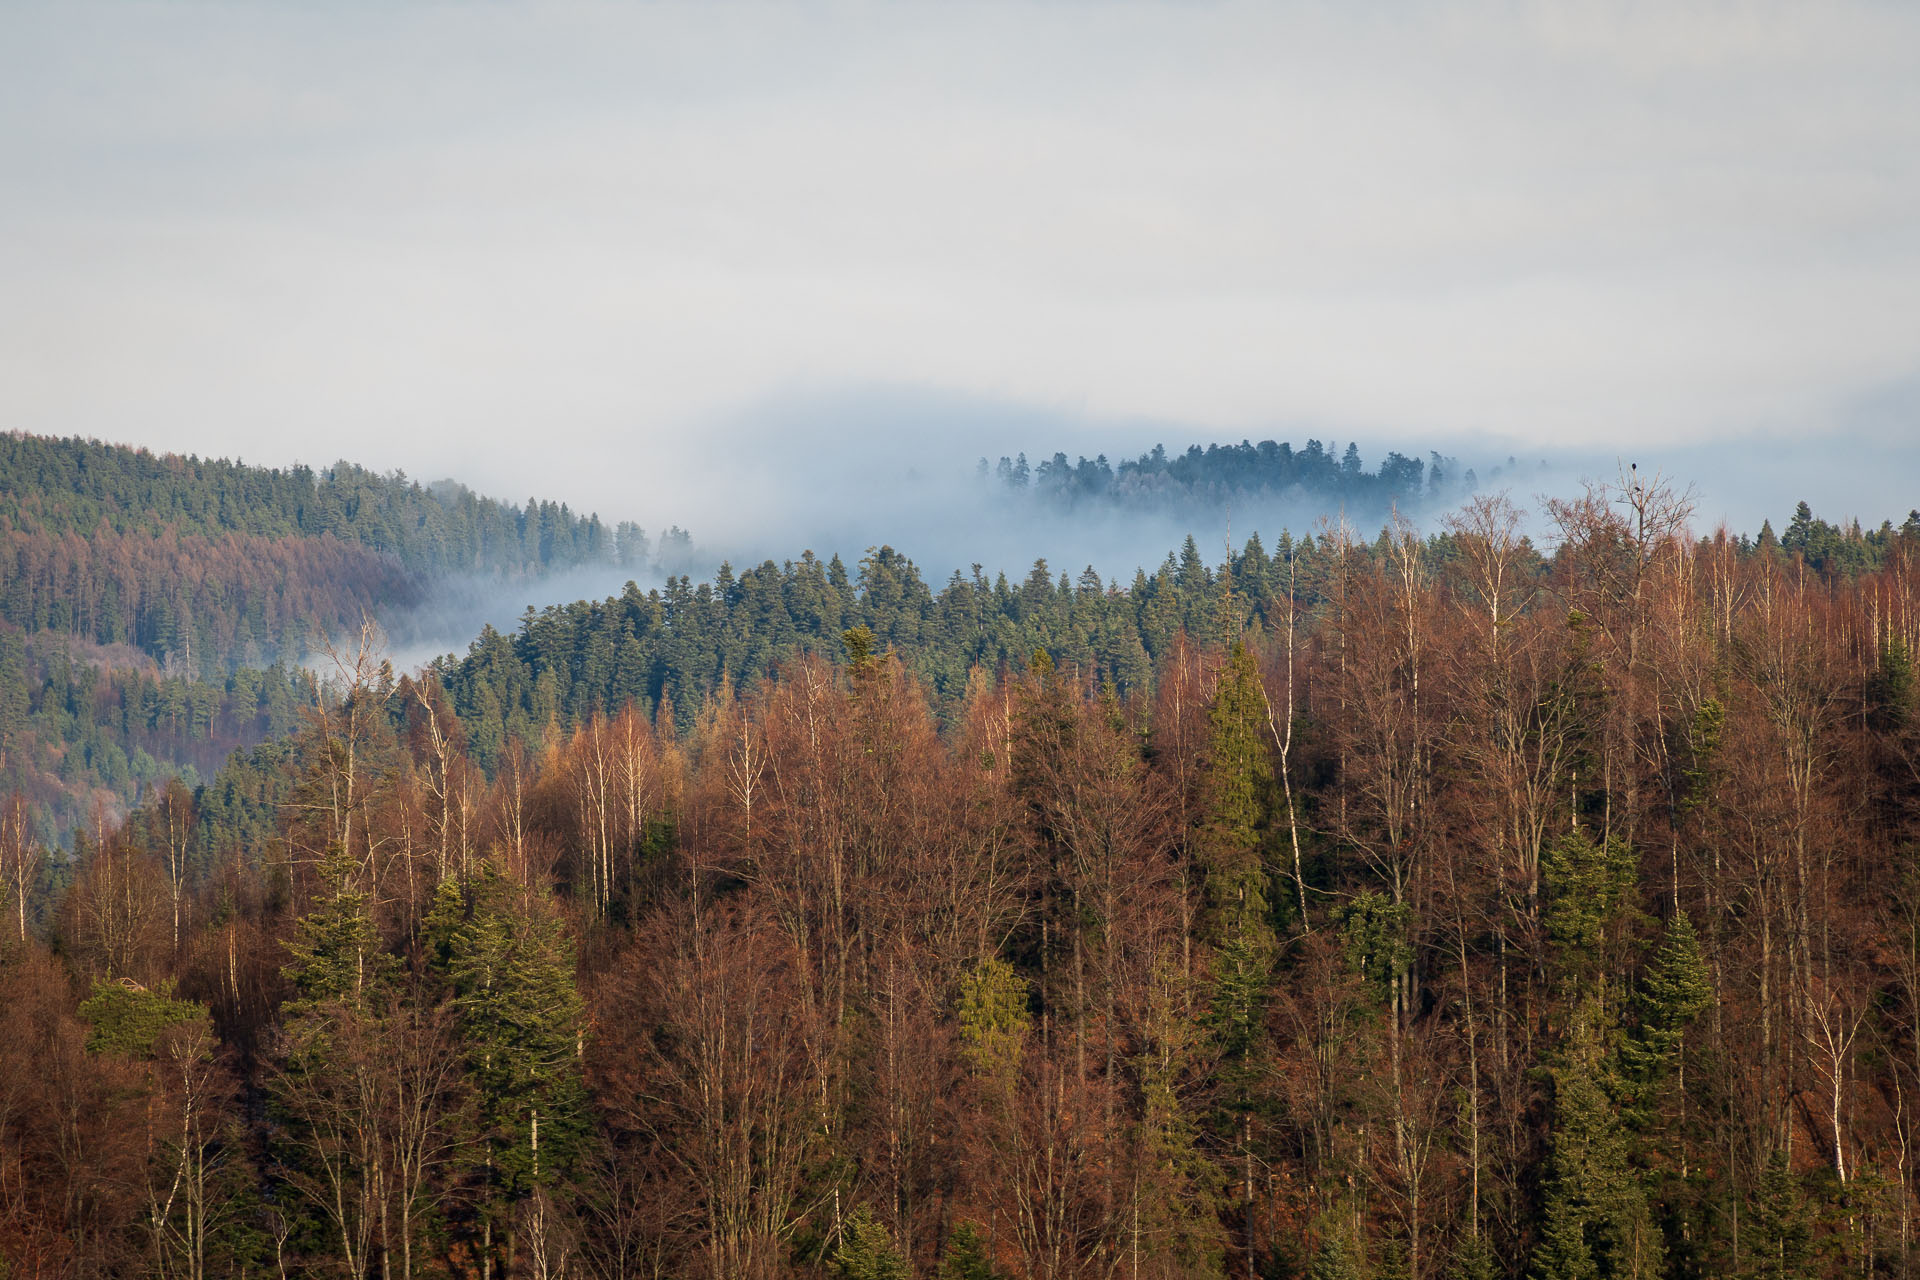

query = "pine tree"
(281, 843), (386, 1013)
(1447, 1232), (1499, 1280)
(834, 1203), (910, 1280)
(1746, 1150), (1811, 1280)
(78, 977), (207, 1056)
(1621, 912), (1712, 1103)
(956, 956), (1030, 1082)
(426, 860), (589, 1242)
(1870, 636), (1916, 731)
(1198, 641), (1276, 1277)
(1200, 642), (1276, 1053)
(1336, 890), (1412, 1007)
(939, 1221), (1004, 1280)
(1542, 829), (1637, 1009)
(1529, 1007), (1665, 1280)
(1309, 1218), (1366, 1280)
(1532, 1183), (1599, 1280)
(1133, 956), (1229, 1275)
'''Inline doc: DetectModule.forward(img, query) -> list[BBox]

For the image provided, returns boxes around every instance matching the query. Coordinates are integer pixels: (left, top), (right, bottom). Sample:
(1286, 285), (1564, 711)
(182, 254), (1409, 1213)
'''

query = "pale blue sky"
(3, 2), (1916, 560)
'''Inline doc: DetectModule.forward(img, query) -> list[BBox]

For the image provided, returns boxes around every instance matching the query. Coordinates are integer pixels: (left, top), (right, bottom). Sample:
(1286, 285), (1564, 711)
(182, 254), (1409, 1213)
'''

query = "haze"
(3, 2), (1916, 586)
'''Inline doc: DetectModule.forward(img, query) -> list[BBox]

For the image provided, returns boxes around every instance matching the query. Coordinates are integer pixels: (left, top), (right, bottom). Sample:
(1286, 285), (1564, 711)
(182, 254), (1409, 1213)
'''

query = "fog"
(3, 0), (1914, 672)
(376, 564), (669, 676)
(368, 376), (1919, 674)
(5, 3), (1917, 561)
(563, 381), (1920, 573)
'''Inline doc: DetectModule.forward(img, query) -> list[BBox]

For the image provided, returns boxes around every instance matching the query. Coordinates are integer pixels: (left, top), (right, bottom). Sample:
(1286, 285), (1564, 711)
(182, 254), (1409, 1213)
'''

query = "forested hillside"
(0, 433), (661, 674)
(981, 438), (1481, 522)
(425, 500), (1919, 774)
(0, 432), (684, 840)
(0, 626), (316, 847)
(6, 478), (1920, 1279)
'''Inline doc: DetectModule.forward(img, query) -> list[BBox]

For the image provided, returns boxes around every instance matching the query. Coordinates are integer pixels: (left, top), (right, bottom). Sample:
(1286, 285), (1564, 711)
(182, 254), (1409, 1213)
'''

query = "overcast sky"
(3, 2), (1916, 564)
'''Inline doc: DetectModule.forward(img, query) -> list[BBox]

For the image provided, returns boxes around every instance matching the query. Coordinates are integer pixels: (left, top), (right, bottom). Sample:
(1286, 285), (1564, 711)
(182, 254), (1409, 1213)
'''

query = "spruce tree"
(1447, 1233), (1499, 1280)
(1308, 1218), (1366, 1280)
(1621, 912), (1712, 1106)
(1746, 1150), (1811, 1280)
(426, 861), (589, 1241)
(939, 1221), (1004, 1280)
(1336, 890), (1412, 1007)
(78, 978), (208, 1056)
(1529, 1007), (1665, 1280)
(1542, 830), (1637, 1007)
(1200, 641), (1276, 1053)
(281, 843), (388, 1013)
(272, 852), (400, 1279)
(834, 1204), (910, 1280)
(1199, 641), (1276, 1276)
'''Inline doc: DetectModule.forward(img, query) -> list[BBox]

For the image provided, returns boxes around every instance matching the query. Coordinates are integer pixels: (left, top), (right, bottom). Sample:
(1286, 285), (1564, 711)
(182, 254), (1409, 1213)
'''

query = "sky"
(3, 1), (1917, 579)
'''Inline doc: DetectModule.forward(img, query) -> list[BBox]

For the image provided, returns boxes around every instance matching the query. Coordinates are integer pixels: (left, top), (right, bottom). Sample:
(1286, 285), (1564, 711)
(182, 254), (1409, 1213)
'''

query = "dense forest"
(422, 500), (1920, 776)
(0, 434), (697, 840)
(979, 440), (1483, 522)
(0, 434), (673, 675)
(0, 625), (317, 847)
(6, 463), (1920, 1280)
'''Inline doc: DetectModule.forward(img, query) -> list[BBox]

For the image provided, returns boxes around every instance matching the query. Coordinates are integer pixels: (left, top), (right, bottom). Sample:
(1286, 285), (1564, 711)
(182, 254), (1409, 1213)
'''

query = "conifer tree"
(834, 1203), (911, 1280)
(1199, 641), (1276, 1276)
(1529, 1007), (1664, 1280)
(1746, 1150), (1811, 1280)
(955, 956), (1031, 1083)
(1542, 829), (1637, 1011)
(426, 860), (589, 1260)
(78, 977), (207, 1056)
(1133, 956), (1228, 1276)
(1447, 1232), (1499, 1280)
(939, 1221), (1004, 1280)
(1200, 641), (1276, 1053)
(271, 893), (397, 1277)
(1309, 1215), (1367, 1280)
(280, 843), (386, 1012)
(1336, 890), (1413, 1007)
(1621, 912), (1712, 1105)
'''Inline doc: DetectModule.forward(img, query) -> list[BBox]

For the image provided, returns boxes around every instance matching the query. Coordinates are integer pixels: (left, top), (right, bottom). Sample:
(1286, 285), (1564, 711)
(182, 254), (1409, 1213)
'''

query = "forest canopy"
(3, 434), (1920, 1280)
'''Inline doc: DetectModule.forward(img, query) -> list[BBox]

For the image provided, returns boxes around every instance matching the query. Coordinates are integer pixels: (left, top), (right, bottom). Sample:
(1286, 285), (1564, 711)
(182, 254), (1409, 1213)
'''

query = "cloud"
(0, 1), (1913, 545)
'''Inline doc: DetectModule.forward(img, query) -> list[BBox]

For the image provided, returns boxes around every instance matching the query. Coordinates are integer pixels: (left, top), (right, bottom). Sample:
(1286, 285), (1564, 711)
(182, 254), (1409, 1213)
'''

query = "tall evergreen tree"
(1745, 1149), (1811, 1280)
(939, 1221), (1005, 1280)
(834, 1203), (911, 1280)
(426, 861), (589, 1259)
(1530, 1007), (1665, 1280)
(1621, 912), (1712, 1104)
(281, 843), (386, 1013)
(1200, 641), (1277, 1053)
(1198, 640), (1277, 1276)
(1542, 829), (1638, 1012)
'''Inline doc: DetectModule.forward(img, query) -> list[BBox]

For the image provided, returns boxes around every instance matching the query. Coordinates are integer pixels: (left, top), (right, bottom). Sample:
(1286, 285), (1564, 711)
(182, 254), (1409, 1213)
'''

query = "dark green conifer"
(1870, 637), (1916, 731)
(1309, 1220), (1366, 1280)
(1336, 890), (1412, 1006)
(427, 860), (589, 1222)
(78, 978), (208, 1057)
(938, 1221), (1003, 1280)
(1746, 1150), (1811, 1280)
(833, 1204), (910, 1280)
(1446, 1233), (1499, 1280)
(1542, 829), (1637, 1007)
(1200, 642), (1277, 1052)
(1621, 912), (1712, 1096)
(281, 844), (386, 1012)
(1529, 1007), (1665, 1280)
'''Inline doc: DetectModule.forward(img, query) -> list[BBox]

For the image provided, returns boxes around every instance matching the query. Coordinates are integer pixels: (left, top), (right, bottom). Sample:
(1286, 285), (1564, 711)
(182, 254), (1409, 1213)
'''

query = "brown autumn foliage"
(4, 485), (1920, 1278)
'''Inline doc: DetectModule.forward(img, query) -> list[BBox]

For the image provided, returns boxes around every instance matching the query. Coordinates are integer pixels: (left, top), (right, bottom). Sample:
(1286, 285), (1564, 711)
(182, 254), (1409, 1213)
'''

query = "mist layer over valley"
(3, 5), (1919, 1273)
(377, 384), (1920, 677)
